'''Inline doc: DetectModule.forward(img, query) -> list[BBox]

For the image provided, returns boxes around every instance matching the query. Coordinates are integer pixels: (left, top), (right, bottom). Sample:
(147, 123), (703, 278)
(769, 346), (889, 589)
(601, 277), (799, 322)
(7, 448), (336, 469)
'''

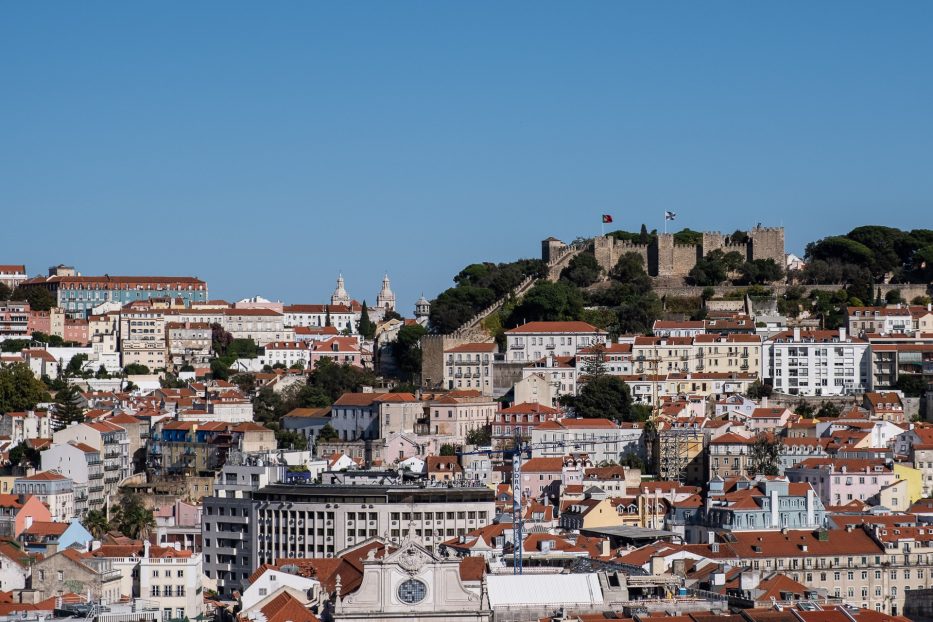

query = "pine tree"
(358, 301), (376, 340)
(53, 384), (84, 430)
(639, 224), (650, 244)
(325, 306), (332, 327)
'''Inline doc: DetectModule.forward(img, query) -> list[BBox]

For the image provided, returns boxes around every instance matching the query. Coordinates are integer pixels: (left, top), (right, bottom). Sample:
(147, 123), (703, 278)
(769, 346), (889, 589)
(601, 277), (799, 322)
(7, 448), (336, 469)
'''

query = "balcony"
(509, 343), (524, 350)
(104, 463), (120, 471)
(89, 485), (104, 493)
(545, 344), (556, 350)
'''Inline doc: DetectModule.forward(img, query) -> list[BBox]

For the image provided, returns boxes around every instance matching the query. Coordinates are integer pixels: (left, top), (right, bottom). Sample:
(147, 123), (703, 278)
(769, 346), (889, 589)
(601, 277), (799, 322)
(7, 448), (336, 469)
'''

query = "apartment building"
(329, 392), (423, 441)
(201, 482), (494, 597)
(137, 542), (205, 622)
(708, 432), (754, 479)
(260, 341), (311, 369)
(504, 321), (606, 363)
(41, 441), (105, 514)
(165, 321), (212, 368)
(785, 458), (899, 508)
(427, 390), (497, 441)
(847, 306), (914, 336)
(53, 421), (130, 502)
(632, 334), (762, 376)
(530, 418), (644, 464)
(764, 328), (870, 396)
(0, 265), (26, 289)
(282, 302), (362, 334)
(13, 472), (75, 522)
(0, 301), (29, 338)
(443, 342), (496, 394)
(221, 308), (289, 345)
(492, 402), (561, 448)
(120, 309), (167, 369)
(0, 410), (51, 444)
(18, 275), (208, 318)
(521, 354), (578, 399)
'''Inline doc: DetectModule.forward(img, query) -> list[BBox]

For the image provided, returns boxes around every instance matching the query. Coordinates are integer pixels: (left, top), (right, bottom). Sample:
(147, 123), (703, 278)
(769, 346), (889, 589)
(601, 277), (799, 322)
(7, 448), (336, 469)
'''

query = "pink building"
(311, 336), (361, 367)
(785, 458), (896, 506)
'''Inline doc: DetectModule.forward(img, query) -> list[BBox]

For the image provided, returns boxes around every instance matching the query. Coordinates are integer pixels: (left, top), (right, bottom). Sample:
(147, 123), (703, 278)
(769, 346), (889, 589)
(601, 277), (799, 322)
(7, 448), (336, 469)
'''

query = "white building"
(530, 418), (645, 463)
(240, 566), (321, 614)
(764, 327), (870, 396)
(443, 342), (496, 394)
(138, 541), (205, 622)
(504, 321), (606, 363)
(41, 440), (106, 514)
(260, 341), (312, 369)
(282, 302), (361, 334)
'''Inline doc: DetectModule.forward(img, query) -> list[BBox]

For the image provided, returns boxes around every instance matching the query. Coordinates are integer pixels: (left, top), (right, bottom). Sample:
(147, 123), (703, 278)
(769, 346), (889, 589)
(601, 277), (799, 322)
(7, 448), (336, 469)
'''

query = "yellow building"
(893, 462), (923, 505)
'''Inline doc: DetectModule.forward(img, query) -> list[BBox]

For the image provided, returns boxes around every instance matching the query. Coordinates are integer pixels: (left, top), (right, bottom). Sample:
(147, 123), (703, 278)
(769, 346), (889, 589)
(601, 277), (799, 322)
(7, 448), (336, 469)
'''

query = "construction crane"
(458, 432), (638, 574)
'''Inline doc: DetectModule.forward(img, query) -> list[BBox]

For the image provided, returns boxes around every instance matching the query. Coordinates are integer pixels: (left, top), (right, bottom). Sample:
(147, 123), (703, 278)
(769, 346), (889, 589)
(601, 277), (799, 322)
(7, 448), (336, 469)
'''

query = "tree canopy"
(0, 364), (50, 414)
(505, 281), (584, 327)
(392, 323), (427, 382)
(560, 253), (603, 288)
(563, 375), (648, 423)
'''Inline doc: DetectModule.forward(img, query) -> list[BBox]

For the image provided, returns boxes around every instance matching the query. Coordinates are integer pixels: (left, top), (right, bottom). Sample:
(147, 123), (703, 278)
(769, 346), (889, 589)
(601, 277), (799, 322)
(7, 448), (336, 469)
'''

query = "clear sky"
(2, 2), (932, 311)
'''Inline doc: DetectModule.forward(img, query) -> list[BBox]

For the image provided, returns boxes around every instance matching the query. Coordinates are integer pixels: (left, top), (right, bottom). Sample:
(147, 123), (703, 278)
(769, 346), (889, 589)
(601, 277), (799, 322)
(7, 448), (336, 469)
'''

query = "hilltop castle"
(543, 226), (785, 280)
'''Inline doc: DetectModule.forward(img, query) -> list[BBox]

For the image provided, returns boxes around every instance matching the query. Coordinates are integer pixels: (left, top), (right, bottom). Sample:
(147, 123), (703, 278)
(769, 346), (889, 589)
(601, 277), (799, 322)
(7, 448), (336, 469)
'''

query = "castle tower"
(415, 293), (431, 320)
(331, 274), (350, 306)
(376, 273), (396, 312)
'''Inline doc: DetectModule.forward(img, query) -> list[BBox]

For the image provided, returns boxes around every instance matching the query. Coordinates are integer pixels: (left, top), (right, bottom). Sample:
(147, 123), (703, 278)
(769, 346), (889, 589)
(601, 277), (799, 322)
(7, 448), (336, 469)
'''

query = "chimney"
(601, 539), (611, 558)
(839, 327), (847, 341)
(771, 489), (779, 528)
(793, 327), (801, 342)
(24, 516), (33, 530)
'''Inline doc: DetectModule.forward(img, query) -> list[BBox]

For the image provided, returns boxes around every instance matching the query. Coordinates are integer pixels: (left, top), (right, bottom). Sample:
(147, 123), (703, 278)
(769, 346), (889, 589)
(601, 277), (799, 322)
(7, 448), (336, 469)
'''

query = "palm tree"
(113, 494), (155, 540)
(83, 509), (110, 539)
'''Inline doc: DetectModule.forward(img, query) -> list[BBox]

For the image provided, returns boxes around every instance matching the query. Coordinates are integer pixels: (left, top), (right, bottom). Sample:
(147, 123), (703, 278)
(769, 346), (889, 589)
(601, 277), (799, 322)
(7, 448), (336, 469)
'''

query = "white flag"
(665, 211), (677, 221)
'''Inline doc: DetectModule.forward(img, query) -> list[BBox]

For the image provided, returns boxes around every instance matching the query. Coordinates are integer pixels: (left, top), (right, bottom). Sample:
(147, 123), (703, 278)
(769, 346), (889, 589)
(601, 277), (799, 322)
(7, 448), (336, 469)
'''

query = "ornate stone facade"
(335, 539), (491, 622)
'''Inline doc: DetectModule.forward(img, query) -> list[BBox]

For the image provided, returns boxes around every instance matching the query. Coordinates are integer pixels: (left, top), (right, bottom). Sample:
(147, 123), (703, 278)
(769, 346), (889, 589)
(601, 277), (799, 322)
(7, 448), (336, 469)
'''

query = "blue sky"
(2, 2), (932, 311)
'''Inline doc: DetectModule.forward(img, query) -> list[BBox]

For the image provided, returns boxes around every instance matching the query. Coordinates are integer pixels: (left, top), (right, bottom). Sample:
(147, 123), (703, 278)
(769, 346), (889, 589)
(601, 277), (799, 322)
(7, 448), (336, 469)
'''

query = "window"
(398, 579), (427, 604)
(259, 588), (267, 596)
(57, 571), (64, 582)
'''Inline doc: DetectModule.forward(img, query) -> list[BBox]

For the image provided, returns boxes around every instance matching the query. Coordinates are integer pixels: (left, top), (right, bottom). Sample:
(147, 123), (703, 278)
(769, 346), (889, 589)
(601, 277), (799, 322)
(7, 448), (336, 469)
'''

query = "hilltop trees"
(0, 364), (50, 414)
(805, 227), (933, 283)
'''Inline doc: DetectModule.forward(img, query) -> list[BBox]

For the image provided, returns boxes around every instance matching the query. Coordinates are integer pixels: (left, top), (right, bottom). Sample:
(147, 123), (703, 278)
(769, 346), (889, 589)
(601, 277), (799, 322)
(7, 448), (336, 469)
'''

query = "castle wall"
(594, 237), (650, 275)
(657, 234), (701, 277)
(749, 227), (785, 265)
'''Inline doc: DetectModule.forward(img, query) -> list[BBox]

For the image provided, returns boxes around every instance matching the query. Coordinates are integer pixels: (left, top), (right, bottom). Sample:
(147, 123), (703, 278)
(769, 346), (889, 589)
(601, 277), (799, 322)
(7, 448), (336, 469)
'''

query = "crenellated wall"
(592, 227), (785, 280)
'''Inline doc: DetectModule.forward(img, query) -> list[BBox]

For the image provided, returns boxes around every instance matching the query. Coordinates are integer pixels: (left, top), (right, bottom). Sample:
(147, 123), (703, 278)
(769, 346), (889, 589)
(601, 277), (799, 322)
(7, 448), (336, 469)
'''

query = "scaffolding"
(657, 427), (704, 484)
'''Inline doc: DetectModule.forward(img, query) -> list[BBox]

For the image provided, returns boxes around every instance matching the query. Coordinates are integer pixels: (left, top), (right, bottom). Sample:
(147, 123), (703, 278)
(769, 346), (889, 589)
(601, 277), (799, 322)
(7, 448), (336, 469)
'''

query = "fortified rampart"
(588, 226), (785, 278)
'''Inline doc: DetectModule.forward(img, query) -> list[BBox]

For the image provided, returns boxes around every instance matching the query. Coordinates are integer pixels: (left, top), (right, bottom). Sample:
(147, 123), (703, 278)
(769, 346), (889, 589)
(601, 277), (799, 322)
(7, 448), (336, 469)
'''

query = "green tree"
(308, 358), (376, 402)
(54, 384), (85, 428)
(566, 375), (646, 422)
(10, 286), (55, 311)
(275, 429), (308, 450)
(580, 343), (608, 379)
(95, 365), (111, 379)
(123, 363), (150, 375)
(748, 434), (780, 477)
(560, 253), (603, 288)
(230, 373), (256, 394)
(885, 289), (905, 305)
(318, 423), (339, 442)
(746, 380), (773, 400)
(673, 228), (703, 246)
(9, 441), (41, 469)
(112, 493), (155, 540)
(466, 424), (491, 446)
(0, 282), (11, 301)
(392, 323), (427, 382)
(0, 364), (50, 413)
(896, 374), (928, 398)
(815, 402), (841, 418)
(639, 224), (650, 245)
(358, 301), (376, 340)
(66, 353), (89, 377)
(209, 359), (230, 381)
(83, 509), (111, 539)
(794, 402), (815, 418)
(439, 444), (458, 456)
(738, 259), (785, 285)
(210, 323), (233, 356)
(506, 281), (584, 326)
(609, 253), (652, 292)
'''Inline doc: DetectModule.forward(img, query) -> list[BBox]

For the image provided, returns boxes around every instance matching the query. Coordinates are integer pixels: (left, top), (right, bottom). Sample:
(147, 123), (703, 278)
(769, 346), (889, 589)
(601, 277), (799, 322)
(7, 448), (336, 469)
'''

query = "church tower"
(415, 293), (430, 320)
(331, 274), (350, 306)
(376, 274), (396, 312)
